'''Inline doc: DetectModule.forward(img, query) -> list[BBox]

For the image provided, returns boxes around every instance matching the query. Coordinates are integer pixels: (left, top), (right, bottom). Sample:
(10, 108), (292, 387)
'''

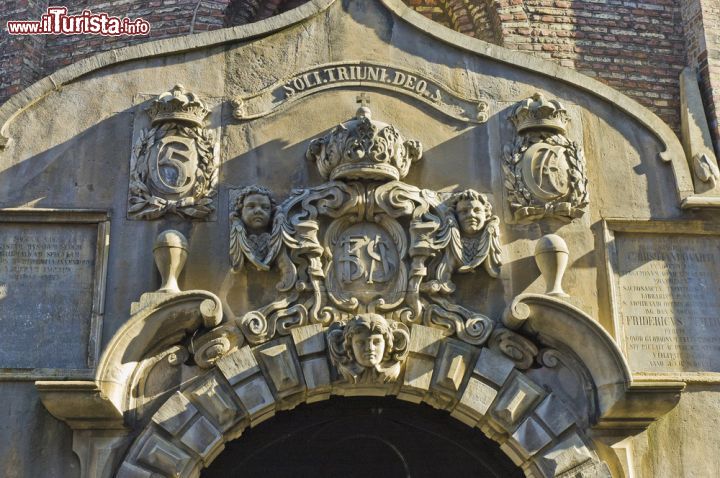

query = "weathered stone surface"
(612, 229), (720, 376)
(452, 377), (498, 426)
(187, 375), (241, 431)
(534, 394), (576, 437)
(474, 348), (516, 387)
(152, 392), (198, 436)
(1, 0), (719, 476)
(232, 377), (275, 424)
(136, 433), (192, 476)
(492, 373), (545, 431)
(536, 433), (594, 477)
(179, 416), (223, 459)
(511, 416), (552, 457)
(0, 216), (106, 374)
(216, 347), (261, 386)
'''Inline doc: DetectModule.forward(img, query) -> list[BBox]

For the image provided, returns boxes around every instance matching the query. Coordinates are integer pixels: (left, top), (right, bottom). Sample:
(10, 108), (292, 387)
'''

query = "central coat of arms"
(229, 104), (502, 350)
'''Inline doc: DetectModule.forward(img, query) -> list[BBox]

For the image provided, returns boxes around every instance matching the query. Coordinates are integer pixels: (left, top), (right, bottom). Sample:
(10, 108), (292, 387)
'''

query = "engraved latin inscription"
(617, 233), (720, 374)
(0, 223), (97, 370)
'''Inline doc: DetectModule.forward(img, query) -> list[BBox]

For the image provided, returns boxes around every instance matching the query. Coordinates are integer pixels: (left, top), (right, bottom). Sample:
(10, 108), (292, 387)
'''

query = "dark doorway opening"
(203, 396), (524, 478)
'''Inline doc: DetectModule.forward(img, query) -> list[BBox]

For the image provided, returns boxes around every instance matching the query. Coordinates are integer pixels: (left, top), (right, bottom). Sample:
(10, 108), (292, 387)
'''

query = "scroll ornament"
(503, 93), (589, 222)
(229, 104), (503, 351)
(129, 84), (219, 220)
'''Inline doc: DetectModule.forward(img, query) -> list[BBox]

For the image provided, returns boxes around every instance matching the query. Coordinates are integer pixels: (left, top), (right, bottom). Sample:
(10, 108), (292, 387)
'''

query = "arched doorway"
(204, 396), (524, 478)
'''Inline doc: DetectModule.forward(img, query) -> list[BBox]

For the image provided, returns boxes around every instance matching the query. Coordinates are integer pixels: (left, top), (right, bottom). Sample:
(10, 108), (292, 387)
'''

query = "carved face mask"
(456, 199), (486, 235)
(241, 194), (272, 233)
(351, 329), (386, 367)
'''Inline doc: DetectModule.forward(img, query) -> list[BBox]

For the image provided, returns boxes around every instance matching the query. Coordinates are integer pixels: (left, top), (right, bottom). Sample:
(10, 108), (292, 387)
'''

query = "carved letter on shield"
(503, 93), (589, 223)
(129, 85), (219, 220)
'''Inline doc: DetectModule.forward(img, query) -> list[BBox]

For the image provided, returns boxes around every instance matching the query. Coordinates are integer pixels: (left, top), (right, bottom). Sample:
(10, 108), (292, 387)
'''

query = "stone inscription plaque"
(0, 222), (99, 371)
(616, 233), (720, 375)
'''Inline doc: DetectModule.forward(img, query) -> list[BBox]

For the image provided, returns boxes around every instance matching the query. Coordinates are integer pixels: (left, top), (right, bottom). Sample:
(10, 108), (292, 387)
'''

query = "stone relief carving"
(129, 84), (219, 220)
(503, 93), (589, 223)
(229, 103), (502, 347)
(327, 313), (410, 384)
(231, 62), (490, 124)
(534, 234), (570, 297)
(229, 186), (283, 271)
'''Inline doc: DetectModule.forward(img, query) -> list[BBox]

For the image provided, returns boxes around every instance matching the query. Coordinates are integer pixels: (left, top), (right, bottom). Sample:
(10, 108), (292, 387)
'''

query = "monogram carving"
(230, 103), (502, 347)
(503, 93), (588, 223)
(129, 85), (219, 220)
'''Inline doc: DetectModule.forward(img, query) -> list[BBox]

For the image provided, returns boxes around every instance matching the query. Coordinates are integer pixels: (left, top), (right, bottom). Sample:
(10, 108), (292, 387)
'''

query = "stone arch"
(224, 0), (313, 27)
(401, 0), (504, 44)
(104, 294), (625, 478)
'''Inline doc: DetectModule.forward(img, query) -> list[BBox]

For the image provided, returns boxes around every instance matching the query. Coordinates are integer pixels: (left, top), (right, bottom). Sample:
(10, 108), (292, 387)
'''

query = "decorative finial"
(534, 234), (569, 297)
(356, 92), (371, 107)
(153, 230), (189, 293)
(356, 93), (372, 119)
(510, 92), (569, 134)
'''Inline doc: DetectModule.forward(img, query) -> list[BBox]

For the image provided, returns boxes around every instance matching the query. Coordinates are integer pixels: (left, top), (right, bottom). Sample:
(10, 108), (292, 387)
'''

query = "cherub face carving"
(240, 192), (272, 234)
(453, 190), (491, 237)
(328, 313), (410, 384)
(351, 328), (386, 367)
(456, 198), (487, 235)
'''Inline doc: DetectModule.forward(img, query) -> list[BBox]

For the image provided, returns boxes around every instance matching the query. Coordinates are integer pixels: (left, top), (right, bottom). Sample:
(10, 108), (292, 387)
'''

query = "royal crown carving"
(306, 106), (423, 181)
(229, 103), (502, 350)
(146, 84), (210, 127)
(503, 92), (589, 223)
(510, 92), (569, 134)
(128, 84), (219, 220)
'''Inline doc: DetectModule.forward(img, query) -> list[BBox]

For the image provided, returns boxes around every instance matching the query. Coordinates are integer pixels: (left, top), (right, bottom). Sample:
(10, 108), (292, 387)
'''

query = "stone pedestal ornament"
(534, 234), (569, 298)
(680, 67), (720, 192)
(153, 229), (188, 293)
(128, 84), (219, 220)
(503, 93), (589, 223)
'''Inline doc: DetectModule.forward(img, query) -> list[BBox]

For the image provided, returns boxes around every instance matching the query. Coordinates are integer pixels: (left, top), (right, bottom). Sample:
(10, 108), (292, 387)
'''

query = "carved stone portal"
(229, 105), (502, 347)
(503, 93), (589, 223)
(128, 85), (219, 220)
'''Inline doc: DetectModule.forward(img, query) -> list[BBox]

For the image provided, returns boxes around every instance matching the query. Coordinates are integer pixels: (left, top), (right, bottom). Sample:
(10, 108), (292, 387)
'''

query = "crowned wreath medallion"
(129, 85), (219, 220)
(503, 93), (589, 223)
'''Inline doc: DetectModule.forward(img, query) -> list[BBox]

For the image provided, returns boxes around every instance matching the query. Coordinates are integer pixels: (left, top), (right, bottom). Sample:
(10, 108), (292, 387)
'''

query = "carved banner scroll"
(232, 62), (490, 123)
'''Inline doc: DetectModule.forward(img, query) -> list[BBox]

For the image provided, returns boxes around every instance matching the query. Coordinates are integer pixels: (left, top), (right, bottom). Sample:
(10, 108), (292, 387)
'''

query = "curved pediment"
(4, 1), (704, 477)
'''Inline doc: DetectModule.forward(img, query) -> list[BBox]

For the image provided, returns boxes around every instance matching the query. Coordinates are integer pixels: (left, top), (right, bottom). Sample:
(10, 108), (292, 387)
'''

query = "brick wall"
(699, 0), (720, 154)
(493, 0), (686, 132)
(1, 0), (717, 144)
(0, 0), (49, 100)
(41, 0), (231, 73)
(399, 1), (689, 131)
